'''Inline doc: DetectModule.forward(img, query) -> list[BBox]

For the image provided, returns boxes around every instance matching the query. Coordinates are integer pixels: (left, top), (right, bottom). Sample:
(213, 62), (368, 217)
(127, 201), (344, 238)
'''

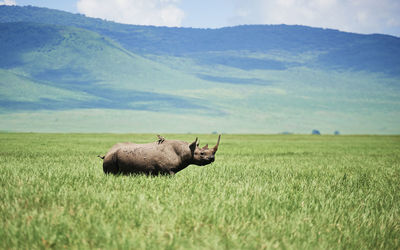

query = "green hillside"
(0, 6), (399, 134)
(0, 22), (218, 112)
(2, 6), (400, 76)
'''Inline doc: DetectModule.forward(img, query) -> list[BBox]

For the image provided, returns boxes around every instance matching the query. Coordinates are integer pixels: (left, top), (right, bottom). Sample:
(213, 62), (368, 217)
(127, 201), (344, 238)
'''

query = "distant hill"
(0, 5), (399, 134)
(0, 22), (212, 113)
(1, 5), (400, 75)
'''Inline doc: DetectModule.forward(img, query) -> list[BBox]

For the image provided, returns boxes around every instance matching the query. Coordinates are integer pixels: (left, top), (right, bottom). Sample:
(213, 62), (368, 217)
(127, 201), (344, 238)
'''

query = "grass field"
(0, 133), (399, 249)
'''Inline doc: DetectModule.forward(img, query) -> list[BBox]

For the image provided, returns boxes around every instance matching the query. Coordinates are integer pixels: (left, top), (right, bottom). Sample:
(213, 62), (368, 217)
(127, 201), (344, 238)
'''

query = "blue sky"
(1, 0), (400, 36)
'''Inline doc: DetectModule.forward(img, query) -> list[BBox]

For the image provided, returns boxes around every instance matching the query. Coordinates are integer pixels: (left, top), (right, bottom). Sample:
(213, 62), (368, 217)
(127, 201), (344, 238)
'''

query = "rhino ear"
(189, 137), (198, 152)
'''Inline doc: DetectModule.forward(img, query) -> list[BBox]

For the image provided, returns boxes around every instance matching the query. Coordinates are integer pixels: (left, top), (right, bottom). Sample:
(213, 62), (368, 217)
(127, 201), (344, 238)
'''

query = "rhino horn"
(213, 135), (221, 153)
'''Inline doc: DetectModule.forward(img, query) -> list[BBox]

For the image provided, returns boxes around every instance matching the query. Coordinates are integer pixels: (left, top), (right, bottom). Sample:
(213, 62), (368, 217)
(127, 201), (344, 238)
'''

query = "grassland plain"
(0, 133), (399, 249)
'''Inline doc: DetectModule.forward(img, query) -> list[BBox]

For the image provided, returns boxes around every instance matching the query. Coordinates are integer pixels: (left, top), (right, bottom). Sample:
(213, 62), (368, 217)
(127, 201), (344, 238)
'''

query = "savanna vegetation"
(1, 133), (399, 249)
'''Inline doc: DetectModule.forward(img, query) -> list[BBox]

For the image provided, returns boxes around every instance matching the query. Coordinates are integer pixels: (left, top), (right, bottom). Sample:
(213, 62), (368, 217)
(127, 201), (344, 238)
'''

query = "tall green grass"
(0, 133), (399, 249)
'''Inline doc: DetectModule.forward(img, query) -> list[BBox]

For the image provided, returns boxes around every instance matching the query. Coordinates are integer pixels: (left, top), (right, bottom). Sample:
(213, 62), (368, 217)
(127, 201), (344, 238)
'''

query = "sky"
(1, 0), (400, 37)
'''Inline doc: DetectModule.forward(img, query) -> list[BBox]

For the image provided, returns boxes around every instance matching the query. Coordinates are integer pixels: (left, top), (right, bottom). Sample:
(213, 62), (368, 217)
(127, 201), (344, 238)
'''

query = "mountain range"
(0, 5), (399, 134)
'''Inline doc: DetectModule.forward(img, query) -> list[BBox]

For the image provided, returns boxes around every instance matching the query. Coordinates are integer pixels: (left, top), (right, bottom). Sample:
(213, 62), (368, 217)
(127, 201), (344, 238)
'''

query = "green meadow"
(0, 133), (399, 249)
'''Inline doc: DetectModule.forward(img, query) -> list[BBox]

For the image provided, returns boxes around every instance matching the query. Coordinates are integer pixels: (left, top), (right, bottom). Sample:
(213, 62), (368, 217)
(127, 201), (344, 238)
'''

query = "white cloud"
(76, 0), (184, 27)
(0, 0), (16, 6)
(230, 0), (400, 36)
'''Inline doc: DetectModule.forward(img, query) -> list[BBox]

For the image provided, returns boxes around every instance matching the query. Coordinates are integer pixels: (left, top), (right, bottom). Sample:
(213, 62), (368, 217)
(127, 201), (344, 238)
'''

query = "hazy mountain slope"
(1, 5), (399, 76)
(0, 6), (399, 134)
(0, 68), (98, 112)
(0, 22), (220, 114)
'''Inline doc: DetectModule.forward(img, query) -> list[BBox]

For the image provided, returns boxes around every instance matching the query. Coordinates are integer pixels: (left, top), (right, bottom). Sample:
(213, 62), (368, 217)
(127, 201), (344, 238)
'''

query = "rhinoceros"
(99, 135), (221, 175)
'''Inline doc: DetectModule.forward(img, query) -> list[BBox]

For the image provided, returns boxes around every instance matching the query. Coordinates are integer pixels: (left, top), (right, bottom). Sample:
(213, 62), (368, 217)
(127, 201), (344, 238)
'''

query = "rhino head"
(189, 135), (221, 166)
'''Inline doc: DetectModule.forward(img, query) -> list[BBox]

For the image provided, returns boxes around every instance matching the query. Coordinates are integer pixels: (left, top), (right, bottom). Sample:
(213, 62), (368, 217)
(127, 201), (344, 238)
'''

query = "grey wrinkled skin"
(100, 135), (221, 175)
